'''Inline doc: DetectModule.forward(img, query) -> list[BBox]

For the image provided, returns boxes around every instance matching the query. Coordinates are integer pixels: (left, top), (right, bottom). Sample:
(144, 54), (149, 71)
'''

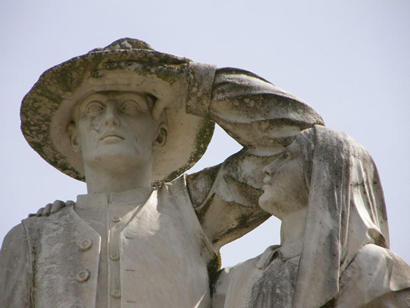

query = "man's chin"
(85, 152), (143, 169)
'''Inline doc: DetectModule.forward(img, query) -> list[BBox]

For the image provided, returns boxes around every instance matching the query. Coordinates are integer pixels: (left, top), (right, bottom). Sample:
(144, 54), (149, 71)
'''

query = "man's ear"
(67, 122), (81, 153)
(153, 123), (167, 149)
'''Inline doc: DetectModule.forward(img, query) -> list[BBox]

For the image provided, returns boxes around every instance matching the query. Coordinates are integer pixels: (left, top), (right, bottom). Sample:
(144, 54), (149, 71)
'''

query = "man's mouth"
(100, 132), (125, 142)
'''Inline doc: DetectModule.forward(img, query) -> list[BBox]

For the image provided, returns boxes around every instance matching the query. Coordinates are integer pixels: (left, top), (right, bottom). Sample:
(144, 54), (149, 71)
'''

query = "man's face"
(72, 91), (161, 172)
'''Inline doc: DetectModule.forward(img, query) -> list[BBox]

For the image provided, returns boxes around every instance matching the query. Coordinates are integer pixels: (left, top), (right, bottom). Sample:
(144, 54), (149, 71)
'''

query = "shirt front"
(75, 189), (150, 308)
(70, 177), (212, 308)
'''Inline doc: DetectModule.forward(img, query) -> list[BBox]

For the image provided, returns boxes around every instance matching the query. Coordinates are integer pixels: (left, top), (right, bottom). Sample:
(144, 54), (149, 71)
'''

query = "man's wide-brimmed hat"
(20, 38), (214, 182)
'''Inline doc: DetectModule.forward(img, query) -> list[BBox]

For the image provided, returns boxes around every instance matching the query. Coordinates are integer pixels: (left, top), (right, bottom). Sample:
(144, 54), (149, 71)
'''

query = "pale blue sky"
(1, 0), (409, 267)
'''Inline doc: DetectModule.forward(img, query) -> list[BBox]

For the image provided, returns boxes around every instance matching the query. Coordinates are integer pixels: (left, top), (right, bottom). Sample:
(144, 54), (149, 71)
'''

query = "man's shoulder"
(22, 204), (73, 231)
(1, 223), (27, 249)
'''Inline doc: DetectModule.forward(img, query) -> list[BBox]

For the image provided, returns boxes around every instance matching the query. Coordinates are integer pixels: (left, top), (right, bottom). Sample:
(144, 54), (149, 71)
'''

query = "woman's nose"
(263, 164), (273, 177)
(262, 164), (274, 185)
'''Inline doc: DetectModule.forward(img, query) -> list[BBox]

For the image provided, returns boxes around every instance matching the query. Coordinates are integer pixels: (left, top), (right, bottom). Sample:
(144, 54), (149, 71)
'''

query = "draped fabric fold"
(294, 126), (389, 308)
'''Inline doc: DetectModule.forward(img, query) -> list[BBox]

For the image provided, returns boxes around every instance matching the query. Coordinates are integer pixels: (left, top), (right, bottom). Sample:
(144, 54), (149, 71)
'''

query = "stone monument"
(0, 38), (323, 307)
(1, 38), (409, 308)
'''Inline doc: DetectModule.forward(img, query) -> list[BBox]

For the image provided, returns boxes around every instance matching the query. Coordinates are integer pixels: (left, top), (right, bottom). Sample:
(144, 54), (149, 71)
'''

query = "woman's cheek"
(259, 188), (276, 212)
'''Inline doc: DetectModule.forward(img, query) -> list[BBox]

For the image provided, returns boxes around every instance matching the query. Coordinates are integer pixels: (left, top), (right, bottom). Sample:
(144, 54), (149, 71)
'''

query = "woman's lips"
(263, 175), (272, 185)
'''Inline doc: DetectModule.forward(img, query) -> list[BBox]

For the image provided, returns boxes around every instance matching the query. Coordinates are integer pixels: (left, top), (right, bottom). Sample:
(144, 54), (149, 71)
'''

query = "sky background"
(1, 0), (409, 268)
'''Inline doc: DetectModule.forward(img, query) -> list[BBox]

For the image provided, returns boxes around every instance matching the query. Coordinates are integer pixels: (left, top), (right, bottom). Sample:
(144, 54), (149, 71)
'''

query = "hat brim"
(21, 48), (214, 182)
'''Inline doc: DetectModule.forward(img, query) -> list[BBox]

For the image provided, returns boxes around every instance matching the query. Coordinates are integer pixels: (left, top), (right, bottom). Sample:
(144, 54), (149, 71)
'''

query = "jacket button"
(78, 239), (93, 251)
(76, 269), (90, 282)
(124, 231), (135, 240)
(111, 289), (121, 298)
(112, 216), (121, 223)
(110, 252), (120, 261)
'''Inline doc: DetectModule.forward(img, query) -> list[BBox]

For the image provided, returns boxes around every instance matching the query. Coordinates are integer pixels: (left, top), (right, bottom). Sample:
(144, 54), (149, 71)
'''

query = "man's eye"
(84, 101), (104, 115)
(120, 100), (144, 115)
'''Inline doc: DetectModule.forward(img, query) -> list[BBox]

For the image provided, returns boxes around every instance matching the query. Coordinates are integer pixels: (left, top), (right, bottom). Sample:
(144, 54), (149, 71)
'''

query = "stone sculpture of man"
(0, 38), (323, 308)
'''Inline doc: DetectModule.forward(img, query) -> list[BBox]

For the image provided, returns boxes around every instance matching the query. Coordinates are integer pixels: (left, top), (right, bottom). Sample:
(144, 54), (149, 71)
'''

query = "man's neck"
(84, 163), (153, 196)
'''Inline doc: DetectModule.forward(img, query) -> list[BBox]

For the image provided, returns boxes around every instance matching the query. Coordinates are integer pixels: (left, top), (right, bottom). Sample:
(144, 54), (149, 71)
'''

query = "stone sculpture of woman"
(213, 125), (410, 307)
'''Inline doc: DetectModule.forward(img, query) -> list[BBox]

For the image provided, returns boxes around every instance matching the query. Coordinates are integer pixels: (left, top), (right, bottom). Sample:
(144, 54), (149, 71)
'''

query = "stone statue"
(0, 38), (323, 307)
(213, 126), (410, 307)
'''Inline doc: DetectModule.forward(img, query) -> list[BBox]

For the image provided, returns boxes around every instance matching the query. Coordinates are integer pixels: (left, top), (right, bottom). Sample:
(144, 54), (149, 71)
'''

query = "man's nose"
(103, 104), (120, 126)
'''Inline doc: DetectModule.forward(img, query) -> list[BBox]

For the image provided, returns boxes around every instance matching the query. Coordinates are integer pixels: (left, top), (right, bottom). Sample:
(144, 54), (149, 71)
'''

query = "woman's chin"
(259, 194), (287, 220)
(259, 193), (275, 214)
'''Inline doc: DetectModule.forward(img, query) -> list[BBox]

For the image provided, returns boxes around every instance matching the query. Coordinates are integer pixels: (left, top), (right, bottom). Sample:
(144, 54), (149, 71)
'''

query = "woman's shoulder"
(337, 244), (410, 307)
(347, 244), (410, 286)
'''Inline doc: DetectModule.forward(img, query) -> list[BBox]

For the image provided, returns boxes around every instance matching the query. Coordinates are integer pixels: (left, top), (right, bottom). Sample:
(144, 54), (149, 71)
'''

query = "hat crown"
(89, 38), (153, 54)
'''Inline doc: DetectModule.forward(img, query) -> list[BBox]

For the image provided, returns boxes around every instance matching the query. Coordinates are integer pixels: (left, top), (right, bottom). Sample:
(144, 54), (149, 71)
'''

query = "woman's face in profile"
(259, 140), (309, 219)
